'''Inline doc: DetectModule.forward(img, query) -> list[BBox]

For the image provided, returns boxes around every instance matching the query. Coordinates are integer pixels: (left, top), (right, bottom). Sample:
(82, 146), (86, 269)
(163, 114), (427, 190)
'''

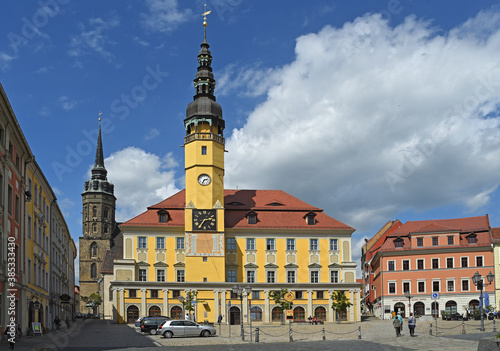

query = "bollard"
(255, 327), (259, 343)
(429, 323), (432, 335)
(494, 319), (497, 333)
(289, 320), (293, 342)
(358, 326), (362, 340)
(322, 327), (326, 341)
(462, 321), (465, 334)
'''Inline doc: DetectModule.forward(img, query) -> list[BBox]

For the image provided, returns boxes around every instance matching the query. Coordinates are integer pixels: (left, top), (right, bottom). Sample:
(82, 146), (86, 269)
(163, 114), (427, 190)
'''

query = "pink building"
(368, 215), (494, 319)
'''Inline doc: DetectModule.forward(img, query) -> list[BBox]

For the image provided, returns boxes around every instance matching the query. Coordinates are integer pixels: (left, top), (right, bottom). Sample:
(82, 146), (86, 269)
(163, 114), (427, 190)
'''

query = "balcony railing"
(184, 132), (225, 145)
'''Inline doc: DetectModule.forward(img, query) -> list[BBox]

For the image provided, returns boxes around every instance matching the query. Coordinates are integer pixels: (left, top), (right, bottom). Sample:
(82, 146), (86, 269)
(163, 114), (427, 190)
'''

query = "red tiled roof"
(391, 216), (490, 236)
(492, 227), (500, 241)
(121, 189), (354, 231)
(378, 215), (492, 252)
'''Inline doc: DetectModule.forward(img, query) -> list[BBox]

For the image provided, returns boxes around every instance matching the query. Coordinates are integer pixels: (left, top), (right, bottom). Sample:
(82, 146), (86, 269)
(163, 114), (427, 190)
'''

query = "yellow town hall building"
(102, 19), (360, 325)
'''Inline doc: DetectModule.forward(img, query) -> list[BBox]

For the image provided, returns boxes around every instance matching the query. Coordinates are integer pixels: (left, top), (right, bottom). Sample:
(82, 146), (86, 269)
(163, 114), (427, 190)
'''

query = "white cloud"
(34, 66), (49, 74)
(144, 128), (160, 140)
(141, 0), (192, 33)
(58, 96), (77, 111)
(217, 63), (282, 97)
(104, 147), (180, 221)
(224, 11), (500, 238)
(0, 51), (16, 69)
(68, 15), (120, 61)
(133, 36), (150, 47)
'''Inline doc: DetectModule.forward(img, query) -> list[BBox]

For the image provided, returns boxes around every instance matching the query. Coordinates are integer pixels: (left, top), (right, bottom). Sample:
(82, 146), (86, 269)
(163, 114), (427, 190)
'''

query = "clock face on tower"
(198, 173), (211, 186)
(192, 210), (217, 231)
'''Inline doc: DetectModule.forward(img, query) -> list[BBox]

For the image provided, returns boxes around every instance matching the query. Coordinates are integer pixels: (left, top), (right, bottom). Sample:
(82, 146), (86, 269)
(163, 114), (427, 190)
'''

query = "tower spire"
(91, 114), (107, 181)
(83, 115), (114, 196)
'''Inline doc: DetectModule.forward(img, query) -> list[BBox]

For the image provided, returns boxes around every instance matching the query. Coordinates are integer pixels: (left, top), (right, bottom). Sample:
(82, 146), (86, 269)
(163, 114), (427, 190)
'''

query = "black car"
(140, 316), (171, 335)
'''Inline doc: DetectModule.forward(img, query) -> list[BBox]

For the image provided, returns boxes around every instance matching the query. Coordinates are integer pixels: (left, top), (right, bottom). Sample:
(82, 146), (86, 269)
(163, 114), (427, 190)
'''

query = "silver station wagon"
(157, 320), (216, 338)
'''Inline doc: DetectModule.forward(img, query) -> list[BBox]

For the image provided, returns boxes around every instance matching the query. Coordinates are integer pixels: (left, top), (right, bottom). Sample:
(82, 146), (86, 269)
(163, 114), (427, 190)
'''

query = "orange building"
(368, 216), (494, 319)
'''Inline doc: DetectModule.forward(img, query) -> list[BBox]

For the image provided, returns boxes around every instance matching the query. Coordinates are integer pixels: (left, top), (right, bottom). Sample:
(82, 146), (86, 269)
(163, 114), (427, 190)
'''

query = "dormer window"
(266, 202), (284, 206)
(157, 209), (170, 223)
(394, 238), (404, 248)
(466, 233), (477, 244)
(304, 211), (317, 225)
(246, 210), (257, 224)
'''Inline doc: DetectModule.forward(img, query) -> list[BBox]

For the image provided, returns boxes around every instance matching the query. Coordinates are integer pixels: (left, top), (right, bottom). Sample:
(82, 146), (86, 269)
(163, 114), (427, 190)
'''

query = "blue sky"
(1, 0), (500, 280)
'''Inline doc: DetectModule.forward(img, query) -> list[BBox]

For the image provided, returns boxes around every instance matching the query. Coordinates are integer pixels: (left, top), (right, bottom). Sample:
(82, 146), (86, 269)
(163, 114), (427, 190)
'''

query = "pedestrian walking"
(53, 316), (61, 332)
(408, 312), (416, 336)
(392, 312), (403, 337)
(4, 324), (16, 349)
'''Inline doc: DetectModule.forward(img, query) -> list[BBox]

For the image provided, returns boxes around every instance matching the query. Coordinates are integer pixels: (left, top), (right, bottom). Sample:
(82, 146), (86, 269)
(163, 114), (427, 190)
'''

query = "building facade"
(368, 216), (494, 320)
(106, 20), (360, 325)
(79, 121), (117, 314)
(361, 220), (402, 314)
(0, 83), (76, 335)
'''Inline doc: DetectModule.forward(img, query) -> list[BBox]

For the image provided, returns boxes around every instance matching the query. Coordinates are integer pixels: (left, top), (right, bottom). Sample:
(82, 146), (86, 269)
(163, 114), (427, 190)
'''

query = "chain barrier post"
(255, 327), (259, 343)
(429, 323), (432, 335)
(462, 321), (465, 334)
(494, 319), (497, 333)
(322, 327), (326, 341)
(358, 326), (361, 339)
(289, 320), (293, 342)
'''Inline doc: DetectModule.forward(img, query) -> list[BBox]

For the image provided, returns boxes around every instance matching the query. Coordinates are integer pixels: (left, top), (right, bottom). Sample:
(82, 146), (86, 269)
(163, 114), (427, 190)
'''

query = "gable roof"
(120, 189), (354, 231)
(391, 216), (490, 236)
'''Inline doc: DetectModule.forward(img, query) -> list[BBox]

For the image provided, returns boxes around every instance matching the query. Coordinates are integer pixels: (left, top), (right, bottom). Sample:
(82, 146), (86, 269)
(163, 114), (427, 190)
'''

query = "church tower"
(79, 120), (116, 312)
(183, 15), (226, 282)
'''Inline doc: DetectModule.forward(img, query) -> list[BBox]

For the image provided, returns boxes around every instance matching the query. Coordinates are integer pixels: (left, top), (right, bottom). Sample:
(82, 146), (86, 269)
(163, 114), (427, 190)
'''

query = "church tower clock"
(183, 14), (226, 282)
(79, 120), (116, 312)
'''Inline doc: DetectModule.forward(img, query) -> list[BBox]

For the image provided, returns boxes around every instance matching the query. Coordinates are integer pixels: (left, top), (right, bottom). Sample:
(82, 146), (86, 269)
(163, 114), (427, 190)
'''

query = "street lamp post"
(404, 291), (412, 318)
(178, 296), (185, 320)
(232, 285), (252, 341)
(472, 271), (495, 332)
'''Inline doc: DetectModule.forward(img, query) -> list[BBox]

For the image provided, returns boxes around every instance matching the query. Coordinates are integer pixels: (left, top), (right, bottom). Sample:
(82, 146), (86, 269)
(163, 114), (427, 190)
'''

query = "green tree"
(184, 291), (204, 320)
(269, 289), (293, 324)
(81, 293), (103, 316)
(331, 291), (352, 323)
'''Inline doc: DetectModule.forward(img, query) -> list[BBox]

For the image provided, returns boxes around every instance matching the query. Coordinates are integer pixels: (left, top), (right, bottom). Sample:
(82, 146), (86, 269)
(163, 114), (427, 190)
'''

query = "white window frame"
(246, 238), (256, 251)
(309, 238), (318, 251)
(176, 237), (185, 250)
(310, 270), (320, 283)
(286, 238), (295, 251)
(446, 278), (455, 292)
(431, 257), (440, 269)
(461, 278), (470, 292)
(156, 237), (165, 250)
(446, 257), (454, 269)
(176, 269), (185, 282)
(417, 279), (426, 293)
(432, 279), (440, 292)
(266, 270), (276, 283)
(156, 269), (165, 282)
(287, 270), (296, 283)
(330, 270), (339, 283)
(388, 281), (397, 294)
(402, 259), (410, 271)
(476, 255), (484, 267)
(402, 280), (411, 294)
(329, 238), (338, 251)
(387, 260), (395, 271)
(138, 237), (147, 249)
(461, 256), (469, 268)
(417, 258), (424, 270)
(138, 268), (147, 281)
(246, 270), (256, 283)
(266, 238), (275, 251)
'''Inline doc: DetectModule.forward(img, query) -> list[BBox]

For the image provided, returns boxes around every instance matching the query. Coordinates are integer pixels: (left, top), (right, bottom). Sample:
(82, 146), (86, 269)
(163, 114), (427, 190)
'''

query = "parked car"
(140, 316), (171, 335)
(157, 320), (216, 338)
(135, 317), (145, 327)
